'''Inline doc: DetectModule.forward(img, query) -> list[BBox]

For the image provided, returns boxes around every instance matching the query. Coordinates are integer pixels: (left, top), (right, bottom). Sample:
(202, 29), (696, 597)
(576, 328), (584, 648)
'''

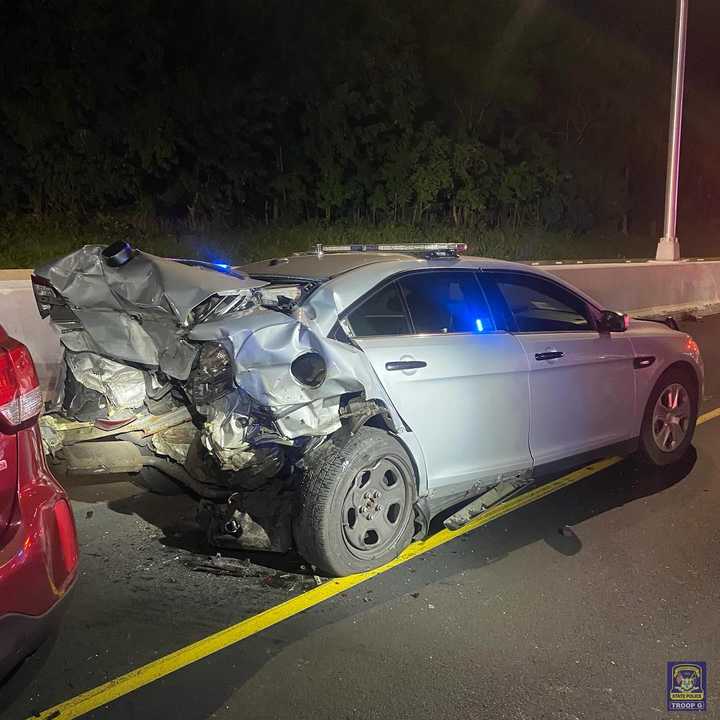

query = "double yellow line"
(28, 408), (720, 720)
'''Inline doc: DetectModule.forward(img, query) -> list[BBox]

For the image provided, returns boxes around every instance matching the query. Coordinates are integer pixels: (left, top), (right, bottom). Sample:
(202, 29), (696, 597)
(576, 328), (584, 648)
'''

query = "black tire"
(293, 426), (417, 576)
(637, 366), (698, 467)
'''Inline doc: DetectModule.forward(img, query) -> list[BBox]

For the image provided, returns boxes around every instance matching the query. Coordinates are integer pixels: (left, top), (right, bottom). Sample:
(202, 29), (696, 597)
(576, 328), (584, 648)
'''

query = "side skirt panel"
(416, 437), (639, 536)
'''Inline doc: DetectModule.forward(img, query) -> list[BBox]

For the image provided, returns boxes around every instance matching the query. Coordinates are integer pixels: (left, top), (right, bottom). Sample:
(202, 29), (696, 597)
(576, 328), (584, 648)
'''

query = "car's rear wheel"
(294, 426), (416, 577)
(637, 367), (698, 466)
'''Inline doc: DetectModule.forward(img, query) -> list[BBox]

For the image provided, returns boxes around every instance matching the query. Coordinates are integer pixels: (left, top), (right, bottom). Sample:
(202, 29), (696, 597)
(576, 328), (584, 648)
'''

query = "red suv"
(0, 325), (78, 680)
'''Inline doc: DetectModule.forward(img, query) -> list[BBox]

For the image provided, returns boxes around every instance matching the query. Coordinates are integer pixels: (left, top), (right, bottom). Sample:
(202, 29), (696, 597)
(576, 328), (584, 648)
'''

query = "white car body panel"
(354, 331), (533, 490)
(301, 254), (703, 510)
(515, 331), (636, 466)
(627, 319), (704, 436)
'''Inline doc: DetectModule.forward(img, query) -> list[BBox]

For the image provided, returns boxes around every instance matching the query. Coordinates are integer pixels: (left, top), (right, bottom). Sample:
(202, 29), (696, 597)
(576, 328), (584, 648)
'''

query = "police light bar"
(307, 242), (468, 255)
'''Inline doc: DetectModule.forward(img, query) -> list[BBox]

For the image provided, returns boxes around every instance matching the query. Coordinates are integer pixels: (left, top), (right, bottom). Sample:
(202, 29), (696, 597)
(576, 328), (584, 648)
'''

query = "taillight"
(0, 341), (43, 426)
(31, 274), (64, 319)
(53, 498), (78, 576)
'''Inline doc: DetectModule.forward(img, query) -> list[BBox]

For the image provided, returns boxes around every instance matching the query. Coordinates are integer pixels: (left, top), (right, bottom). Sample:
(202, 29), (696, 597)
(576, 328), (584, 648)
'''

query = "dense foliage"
(4, 0), (714, 256)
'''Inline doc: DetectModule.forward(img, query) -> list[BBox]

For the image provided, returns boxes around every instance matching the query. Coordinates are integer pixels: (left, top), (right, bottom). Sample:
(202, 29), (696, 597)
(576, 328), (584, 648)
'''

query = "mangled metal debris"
(65, 351), (146, 413)
(183, 554), (266, 578)
(151, 422), (196, 464)
(32, 242), (386, 557)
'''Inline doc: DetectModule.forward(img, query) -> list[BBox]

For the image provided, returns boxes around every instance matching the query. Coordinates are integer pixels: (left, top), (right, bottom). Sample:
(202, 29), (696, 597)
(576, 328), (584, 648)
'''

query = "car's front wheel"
(637, 367), (698, 466)
(294, 426), (416, 576)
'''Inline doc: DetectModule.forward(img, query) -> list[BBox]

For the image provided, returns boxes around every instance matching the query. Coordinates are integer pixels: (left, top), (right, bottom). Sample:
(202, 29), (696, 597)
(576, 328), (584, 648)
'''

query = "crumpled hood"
(35, 245), (266, 324)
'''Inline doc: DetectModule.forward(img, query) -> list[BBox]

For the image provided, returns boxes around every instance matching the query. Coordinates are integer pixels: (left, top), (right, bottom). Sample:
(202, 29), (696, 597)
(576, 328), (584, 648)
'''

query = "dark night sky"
(564, 0), (720, 248)
(1, 0), (719, 257)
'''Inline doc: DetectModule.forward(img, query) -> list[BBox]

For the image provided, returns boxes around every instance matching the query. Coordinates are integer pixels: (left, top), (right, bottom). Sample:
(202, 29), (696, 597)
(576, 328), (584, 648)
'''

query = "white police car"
(33, 242), (703, 575)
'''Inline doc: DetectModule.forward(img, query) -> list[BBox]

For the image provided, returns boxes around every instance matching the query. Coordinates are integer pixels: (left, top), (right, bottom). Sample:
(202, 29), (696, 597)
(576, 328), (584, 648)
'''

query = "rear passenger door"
(343, 270), (533, 492)
(484, 270), (636, 469)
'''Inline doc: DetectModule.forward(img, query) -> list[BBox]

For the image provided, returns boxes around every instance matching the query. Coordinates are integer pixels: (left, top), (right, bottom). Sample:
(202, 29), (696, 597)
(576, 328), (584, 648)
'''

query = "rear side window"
(399, 271), (494, 334)
(491, 272), (593, 332)
(347, 282), (411, 337)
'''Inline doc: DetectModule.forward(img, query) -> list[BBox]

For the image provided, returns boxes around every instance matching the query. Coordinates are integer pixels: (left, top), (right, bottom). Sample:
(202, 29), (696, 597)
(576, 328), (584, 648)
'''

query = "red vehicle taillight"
(0, 340), (43, 427)
(53, 498), (78, 576)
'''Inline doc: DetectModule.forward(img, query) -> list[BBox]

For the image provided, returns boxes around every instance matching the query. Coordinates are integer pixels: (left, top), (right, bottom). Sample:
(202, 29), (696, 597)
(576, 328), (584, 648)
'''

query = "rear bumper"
(0, 580), (74, 680)
(0, 425), (78, 678)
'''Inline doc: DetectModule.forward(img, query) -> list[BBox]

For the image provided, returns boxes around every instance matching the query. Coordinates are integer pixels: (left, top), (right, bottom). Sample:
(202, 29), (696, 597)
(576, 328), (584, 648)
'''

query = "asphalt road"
(2, 315), (720, 720)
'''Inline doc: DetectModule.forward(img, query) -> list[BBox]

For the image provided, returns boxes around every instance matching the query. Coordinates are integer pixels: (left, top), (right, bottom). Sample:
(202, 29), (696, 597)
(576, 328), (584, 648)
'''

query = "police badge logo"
(667, 661), (707, 712)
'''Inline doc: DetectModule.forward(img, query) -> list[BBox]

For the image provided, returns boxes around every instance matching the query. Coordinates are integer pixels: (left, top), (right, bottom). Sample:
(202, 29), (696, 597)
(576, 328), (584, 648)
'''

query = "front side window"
(491, 273), (593, 333)
(398, 271), (493, 334)
(346, 271), (494, 337)
(346, 281), (411, 337)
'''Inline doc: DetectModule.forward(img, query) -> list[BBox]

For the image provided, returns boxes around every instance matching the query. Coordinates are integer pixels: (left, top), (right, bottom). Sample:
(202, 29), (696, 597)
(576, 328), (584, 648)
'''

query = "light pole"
(656, 0), (688, 261)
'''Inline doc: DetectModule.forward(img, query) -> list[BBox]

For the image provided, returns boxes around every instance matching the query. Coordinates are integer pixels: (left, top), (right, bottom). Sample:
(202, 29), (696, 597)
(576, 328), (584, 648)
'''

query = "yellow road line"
(28, 406), (720, 720)
(698, 406), (720, 425)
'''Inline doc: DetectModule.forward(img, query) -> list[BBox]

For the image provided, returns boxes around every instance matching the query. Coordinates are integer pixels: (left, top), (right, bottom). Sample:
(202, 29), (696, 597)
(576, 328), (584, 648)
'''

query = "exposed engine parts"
(34, 244), (396, 553)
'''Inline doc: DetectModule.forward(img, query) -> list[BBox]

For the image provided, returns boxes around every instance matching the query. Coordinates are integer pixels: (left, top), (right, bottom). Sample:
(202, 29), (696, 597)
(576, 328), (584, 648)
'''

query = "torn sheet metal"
(201, 392), (255, 467)
(71, 310), (160, 366)
(39, 415), (64, 456)
(199, 390), (296, 474)
(65, 351), (146, 410)
(150, 422), (197, 464)
(38, 245), (387, 439)
(34, 245), (265, 375)
(56, 314), (199, 379)
(189, 308), (379, 438)
(34, 245), (266, 324)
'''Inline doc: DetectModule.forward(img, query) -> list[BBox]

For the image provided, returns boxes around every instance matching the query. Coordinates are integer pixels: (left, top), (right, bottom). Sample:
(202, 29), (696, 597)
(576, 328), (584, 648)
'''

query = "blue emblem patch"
(667, 661), (707, 712)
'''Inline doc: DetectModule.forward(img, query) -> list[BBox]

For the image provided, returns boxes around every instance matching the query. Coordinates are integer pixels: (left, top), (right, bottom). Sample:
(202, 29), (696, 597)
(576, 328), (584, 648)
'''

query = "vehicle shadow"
(51, 460), (305, 574)
(7, 448), (701, 719)
(431, 447), (697, 557)
(115, 447), (702, 720)
(103, 446), (698, 579)
(0, 630), (59, 713)
(105, 486), (310, 575)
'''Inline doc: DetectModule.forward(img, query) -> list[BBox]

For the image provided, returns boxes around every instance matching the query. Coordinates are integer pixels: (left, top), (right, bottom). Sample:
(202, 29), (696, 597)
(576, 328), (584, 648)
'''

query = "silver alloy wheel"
(341, 457), (411, 557)
(652, 382), (691, 453)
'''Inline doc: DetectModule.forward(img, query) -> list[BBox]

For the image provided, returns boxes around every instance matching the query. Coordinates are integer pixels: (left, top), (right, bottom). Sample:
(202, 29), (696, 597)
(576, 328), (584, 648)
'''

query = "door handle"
(534, 351), (564, 361)
(385, 360), (427, 371)
(633, 355), (655, 369)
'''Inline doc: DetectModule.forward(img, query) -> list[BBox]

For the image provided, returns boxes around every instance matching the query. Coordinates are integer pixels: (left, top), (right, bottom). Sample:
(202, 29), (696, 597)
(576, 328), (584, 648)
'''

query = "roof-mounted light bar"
(302, 242), (468, 257)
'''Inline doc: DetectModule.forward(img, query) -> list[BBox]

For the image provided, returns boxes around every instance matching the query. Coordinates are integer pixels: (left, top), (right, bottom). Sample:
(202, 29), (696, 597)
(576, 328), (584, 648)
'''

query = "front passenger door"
(344, 270), (533, 493)
(485, 271), (636, 469)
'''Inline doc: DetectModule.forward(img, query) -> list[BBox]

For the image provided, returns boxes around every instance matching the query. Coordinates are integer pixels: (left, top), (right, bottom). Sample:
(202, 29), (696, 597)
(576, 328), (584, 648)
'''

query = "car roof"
(239, 252), (524, 282)
(239, 252), (417, 281)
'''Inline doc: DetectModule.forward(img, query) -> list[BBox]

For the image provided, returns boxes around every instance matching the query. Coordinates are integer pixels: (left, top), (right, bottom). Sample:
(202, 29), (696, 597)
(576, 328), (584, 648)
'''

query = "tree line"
(0, 0), (680, 237)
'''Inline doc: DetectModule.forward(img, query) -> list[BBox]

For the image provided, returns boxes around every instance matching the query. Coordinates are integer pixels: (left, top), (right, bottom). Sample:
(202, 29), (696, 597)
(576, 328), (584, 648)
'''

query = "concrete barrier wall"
(2, 260), (720, 397)
(544, 259), (720, 317)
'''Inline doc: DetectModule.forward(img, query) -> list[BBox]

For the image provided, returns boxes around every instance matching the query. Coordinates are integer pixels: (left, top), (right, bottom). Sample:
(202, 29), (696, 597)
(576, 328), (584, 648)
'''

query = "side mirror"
(598, 309), (629, 333)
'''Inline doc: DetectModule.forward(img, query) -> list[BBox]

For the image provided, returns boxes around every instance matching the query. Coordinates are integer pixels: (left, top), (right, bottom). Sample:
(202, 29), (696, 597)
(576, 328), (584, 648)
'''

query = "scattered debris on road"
(183, 554), (267, 578)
